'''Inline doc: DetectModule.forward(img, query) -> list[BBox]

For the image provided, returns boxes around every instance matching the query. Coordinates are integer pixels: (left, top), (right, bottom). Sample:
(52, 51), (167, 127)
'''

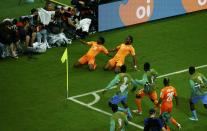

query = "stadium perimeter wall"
(98, 0), (207, 31)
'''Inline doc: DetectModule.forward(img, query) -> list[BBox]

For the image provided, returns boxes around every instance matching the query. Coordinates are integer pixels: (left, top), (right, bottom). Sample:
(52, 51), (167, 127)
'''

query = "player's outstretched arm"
(108, 48), (117, 52)
(131, 80), (138, 92)
(79, 39), (88, 45)
(103, 75), (120, 94)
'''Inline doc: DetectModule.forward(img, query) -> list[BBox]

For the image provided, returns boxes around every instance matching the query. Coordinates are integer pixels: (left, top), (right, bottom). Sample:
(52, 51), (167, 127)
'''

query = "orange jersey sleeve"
(101, 45), (109, 55)
(115, 44), (136, 58)
(87, 41), (95, 46)
(129, 45), (135, 56)
(86, 42), (108, 57)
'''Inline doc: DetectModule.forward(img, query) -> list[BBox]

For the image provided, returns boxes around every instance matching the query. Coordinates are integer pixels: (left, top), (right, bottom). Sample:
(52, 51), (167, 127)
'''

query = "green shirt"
(189, 72), (207, 97)
(134, 69), (158, 93)
(110, 111), (128, 131)
(105, 73), (133, 96)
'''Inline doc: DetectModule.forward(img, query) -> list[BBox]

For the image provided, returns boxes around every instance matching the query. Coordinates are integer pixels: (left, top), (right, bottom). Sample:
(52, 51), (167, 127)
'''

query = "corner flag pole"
(61, 48), (69, 98)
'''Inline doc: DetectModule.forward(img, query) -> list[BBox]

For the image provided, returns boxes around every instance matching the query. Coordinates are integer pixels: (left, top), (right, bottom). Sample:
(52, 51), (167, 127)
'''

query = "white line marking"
(67, 64), (207, 130)
(88, 93), (101, 106)
(157, 64), (207, 78)
(70, 86), (116, 99)
(69, 64), (207, 99)
(68, 97), (144, 130)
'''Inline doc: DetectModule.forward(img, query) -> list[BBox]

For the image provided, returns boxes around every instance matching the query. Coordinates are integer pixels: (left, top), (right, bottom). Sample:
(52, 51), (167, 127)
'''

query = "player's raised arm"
(79, 39), (89, 45)
(103, 75), (119, 94)
(109, 45), (120, 52)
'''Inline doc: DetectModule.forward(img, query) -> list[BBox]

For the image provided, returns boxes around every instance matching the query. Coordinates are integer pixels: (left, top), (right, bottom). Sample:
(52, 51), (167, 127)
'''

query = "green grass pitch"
(0, 0), (207, 131)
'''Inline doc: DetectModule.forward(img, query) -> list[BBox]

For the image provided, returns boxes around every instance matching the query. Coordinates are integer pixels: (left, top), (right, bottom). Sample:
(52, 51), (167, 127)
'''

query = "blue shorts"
(110, 95), (127, 105)
(191, 95), (207, 104)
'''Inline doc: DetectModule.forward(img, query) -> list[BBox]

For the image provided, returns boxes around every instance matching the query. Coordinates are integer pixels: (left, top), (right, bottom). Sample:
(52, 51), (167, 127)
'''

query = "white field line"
(88, 93), (101, 106)
(69, 64), (207, 99)
(67, 64), (207, 130)
(68, 97), (144, 130)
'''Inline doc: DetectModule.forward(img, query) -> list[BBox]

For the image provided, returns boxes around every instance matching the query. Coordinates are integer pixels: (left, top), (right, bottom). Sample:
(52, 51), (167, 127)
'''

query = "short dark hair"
(12, 19), (17, 25)
(149, 108), (156, 115)
(163, 78), (170, 86)
(97, 36), (105, 44)
(128, 35), (133, 43)
(120, 65), (127, 73)
(144, 62), (150, 72)
(189, 66), (195, 75)
(111, 104), (118, 113)
(31, 8), (37, 14)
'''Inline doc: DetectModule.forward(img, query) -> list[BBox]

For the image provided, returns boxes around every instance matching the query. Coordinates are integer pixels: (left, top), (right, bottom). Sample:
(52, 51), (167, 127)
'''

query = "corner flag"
(61, 48), (68, 63)
(61, 48), (69, 98)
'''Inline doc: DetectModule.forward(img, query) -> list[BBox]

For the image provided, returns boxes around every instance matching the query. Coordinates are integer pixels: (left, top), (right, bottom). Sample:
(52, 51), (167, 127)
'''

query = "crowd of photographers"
(0, 0), (99, 59)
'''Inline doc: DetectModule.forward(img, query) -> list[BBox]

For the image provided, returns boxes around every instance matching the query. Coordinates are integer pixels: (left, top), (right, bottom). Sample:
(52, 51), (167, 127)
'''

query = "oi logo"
(182, 0), (207, 12)
(119, 0), (154, 26)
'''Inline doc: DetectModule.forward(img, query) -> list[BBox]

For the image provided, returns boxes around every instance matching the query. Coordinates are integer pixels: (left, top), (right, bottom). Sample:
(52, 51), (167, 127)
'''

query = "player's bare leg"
(88, 64), (96, 71)
(170, 117), (181, 129)
(103, 62), (113, 71)
(134, 95), (143, 115)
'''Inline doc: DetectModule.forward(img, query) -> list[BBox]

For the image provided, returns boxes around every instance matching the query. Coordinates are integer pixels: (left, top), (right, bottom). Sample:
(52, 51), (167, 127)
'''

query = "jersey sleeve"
(160, 89), (164, 99)
(101, 46), (109, 55)
(189, 79), (196, 92)
(105, 75), (120, 90)
(152, 69), (158, 77)
(87, 41), (94, 46)
(133, 79), (146, 86)
(130, 46), (136, 56)
(201, 74), (207, 84)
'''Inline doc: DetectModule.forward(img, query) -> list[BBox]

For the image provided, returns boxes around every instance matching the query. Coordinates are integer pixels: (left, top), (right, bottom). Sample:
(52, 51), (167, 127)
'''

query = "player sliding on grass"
(159, 78), (181, 129)
(103, 65), (133, 119)
(74, 37), (109, 71)
(110, 104), (128, 131)
(132, 62), (159, 115)
(104, 35), (137, 73)
(188, 66), (207, 121)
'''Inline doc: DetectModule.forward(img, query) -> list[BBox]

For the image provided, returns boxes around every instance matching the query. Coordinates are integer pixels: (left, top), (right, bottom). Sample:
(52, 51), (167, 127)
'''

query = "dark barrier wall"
(98, 0), (207, 31)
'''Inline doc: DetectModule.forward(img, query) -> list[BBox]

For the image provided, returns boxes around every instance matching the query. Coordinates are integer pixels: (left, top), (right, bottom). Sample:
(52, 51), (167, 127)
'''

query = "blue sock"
(118, 107), (126, 112)
(118, 107), (132, 118)
(192, 110), (198, 119)
(126, 108), (132, 118)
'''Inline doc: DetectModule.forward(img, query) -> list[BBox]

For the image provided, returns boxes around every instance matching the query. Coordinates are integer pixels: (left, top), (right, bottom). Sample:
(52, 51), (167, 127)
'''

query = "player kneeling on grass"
(74, 37), (109, 71)
(103, 65), (133, 119)
(103, 35), (137, 74)
(110, 104), (128, 131)
(159, 78), (181, 129)
(188, 66), (207, 121)
(132, 62), (158, 115)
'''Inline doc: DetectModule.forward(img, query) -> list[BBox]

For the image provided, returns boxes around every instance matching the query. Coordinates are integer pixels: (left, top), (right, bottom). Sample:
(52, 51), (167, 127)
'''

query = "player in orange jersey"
(104, 35), (137, 73)
(74, 37), (109, 71)
(159, 78), (181, 130)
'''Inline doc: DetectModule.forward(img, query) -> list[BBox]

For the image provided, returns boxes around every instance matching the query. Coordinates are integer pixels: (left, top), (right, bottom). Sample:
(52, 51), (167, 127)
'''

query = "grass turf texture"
(0, 1), (207, 130)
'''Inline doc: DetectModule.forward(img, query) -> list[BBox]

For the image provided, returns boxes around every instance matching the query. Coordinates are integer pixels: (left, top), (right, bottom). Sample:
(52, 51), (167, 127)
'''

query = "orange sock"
(170, 117), (178, 127)
(135, 98), (142, 112)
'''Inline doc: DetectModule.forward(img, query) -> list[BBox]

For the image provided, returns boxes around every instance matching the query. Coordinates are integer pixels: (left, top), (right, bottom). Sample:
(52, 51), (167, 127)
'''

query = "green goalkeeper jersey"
(105, 73), (133, 96)
(189, 72), (207, 97)
(134, 69), (158, 93)
(110, 111), (128, 131)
